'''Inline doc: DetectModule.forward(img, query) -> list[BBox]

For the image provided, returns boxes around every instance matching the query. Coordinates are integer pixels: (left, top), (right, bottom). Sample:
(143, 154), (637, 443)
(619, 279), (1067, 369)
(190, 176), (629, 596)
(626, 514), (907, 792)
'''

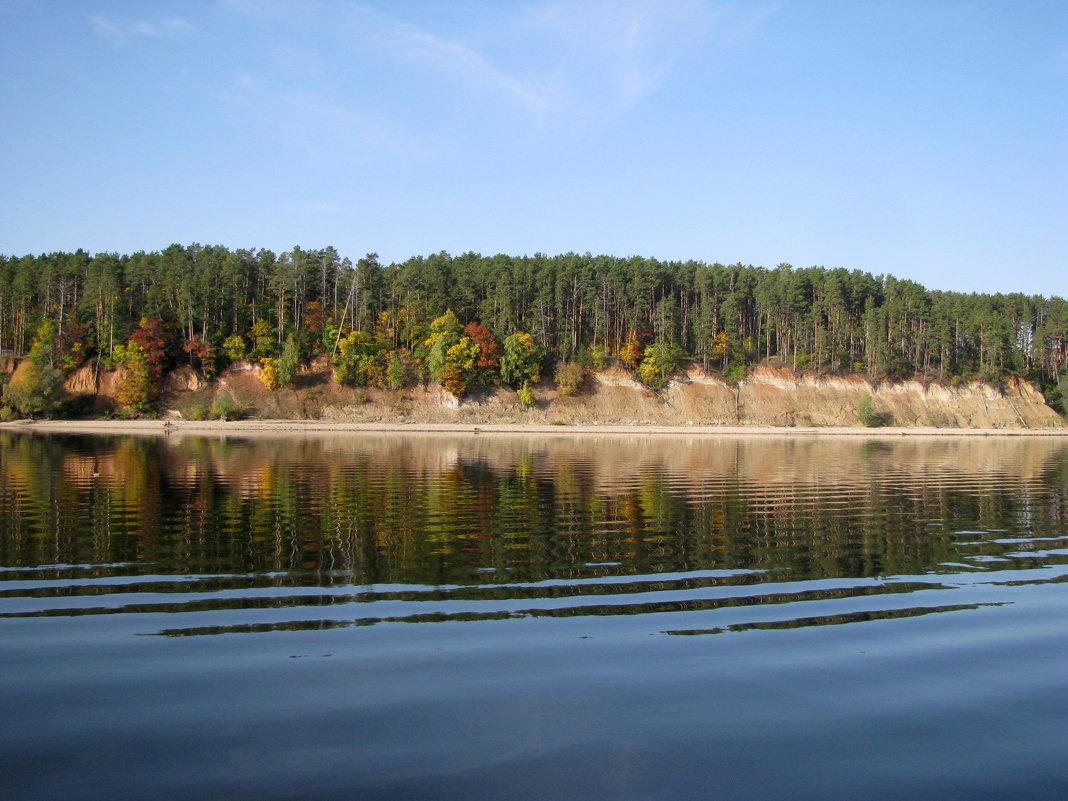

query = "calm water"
(1, 431), (1067, 800)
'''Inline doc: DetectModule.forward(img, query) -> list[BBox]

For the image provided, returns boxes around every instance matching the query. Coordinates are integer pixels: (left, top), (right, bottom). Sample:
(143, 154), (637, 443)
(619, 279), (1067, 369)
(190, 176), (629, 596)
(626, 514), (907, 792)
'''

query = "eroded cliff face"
(63, 363), (126, 411)
(58, 361), (1065, 429)
(579, 365), (1063, 428)
(732, 366), (1061, 429)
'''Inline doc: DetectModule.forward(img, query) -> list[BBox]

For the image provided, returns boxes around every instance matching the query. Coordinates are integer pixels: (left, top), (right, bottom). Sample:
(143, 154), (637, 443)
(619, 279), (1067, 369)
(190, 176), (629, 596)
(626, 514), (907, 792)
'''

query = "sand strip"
(2, 419), (1067, 438)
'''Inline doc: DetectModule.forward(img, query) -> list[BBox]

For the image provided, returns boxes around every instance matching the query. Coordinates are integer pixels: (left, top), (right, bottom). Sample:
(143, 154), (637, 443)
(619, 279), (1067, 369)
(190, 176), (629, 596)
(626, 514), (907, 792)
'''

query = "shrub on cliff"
(858, 393), (894, 427)
(554, 360), (585, 395)
(1, 321), (66, 418)
(2, 359), (64, 418)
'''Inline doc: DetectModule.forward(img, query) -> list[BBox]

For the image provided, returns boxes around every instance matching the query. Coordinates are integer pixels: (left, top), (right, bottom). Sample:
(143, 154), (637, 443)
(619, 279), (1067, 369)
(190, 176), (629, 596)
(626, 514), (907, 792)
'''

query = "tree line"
(1, 245), (1065, 415)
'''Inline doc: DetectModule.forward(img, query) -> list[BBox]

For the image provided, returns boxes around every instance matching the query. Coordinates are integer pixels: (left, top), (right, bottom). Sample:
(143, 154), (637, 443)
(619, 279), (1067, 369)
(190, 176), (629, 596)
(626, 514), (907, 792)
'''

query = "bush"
(725, 362), (748, 385)
(858, 393), (895, 427)
(2, 359), (65, 418)
(517, 381), (535, 409)
(211, 395), (234, 420)
(588, 345), (609, 371)
(387, 351), (410, 390)
(554, 360), (585, 395)
(260, 358), (280, 391)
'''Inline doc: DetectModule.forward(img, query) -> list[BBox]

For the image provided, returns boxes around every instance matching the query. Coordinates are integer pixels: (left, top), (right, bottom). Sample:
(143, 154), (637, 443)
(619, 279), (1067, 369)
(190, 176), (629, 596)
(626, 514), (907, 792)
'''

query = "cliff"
(59, 360), (1065, 429)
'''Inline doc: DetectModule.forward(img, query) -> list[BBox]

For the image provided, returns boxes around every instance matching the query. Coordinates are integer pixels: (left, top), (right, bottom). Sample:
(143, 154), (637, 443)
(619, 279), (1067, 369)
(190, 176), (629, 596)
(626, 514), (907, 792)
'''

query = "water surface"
(2, 432), (1067, 799)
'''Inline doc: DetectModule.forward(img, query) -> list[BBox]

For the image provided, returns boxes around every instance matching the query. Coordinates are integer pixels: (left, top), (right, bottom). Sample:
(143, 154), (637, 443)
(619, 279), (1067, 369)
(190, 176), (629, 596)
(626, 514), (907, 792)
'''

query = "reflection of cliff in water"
(148, 431), (1068, 482)
(2, 432), (1066, 587)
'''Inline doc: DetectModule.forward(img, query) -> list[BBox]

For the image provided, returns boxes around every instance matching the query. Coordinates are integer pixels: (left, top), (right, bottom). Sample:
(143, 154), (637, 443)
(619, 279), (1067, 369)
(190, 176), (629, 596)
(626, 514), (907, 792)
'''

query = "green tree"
(28, 319), (58, 368)
(424, 310), (463, 383)
(278, 334), (300, 387)
(500, 332), (542, 386)
(386, 350), (410, 390)
(637, 342), (681, 391)
(517, 380), (535, 409)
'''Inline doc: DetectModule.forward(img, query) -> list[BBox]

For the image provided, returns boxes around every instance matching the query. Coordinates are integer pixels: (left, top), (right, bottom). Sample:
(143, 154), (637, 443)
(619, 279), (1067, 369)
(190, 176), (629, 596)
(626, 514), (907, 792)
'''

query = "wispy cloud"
(375, 19), (569, 119)
(360, 1), (775, 124)
(532, 0), (780, 107)
(224, 71), (436, 165)
(214, 1), (778, 157)
(526, 0), (714, 106)
(92, 15), (193, 42)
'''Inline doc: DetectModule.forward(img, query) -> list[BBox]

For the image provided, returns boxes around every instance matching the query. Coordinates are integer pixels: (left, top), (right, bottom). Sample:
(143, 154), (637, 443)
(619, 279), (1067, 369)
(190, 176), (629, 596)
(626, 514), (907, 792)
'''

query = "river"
(1, 431), (1067, 800)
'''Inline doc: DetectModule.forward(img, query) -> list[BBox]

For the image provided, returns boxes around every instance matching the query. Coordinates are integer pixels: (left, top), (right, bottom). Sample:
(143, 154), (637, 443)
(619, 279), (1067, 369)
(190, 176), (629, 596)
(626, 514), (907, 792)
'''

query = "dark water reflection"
(2, 431), (1068, 800)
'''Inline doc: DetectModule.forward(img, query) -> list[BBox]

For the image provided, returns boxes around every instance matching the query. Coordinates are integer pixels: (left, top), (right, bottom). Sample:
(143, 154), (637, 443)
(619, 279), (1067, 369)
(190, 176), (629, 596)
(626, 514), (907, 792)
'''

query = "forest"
(0, 245), (1065, 416)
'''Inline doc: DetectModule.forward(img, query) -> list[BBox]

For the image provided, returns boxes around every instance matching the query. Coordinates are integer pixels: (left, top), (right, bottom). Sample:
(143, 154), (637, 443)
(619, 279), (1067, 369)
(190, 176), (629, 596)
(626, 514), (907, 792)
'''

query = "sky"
(1, 0), (1065, 296)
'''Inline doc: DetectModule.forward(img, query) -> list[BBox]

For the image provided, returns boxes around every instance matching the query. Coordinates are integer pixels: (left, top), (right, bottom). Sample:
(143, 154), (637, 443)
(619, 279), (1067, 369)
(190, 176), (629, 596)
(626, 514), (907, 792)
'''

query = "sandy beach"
(2, 418), (1067, 437)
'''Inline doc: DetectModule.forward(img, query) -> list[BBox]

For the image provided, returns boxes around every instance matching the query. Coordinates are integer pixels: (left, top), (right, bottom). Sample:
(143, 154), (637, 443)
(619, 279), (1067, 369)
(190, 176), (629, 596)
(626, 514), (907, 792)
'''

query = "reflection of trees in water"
(1, 433), (1066, 587)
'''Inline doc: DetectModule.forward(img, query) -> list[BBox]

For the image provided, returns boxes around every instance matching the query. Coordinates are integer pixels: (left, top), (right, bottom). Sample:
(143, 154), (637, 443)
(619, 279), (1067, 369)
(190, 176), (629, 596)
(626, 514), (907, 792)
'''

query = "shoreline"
(2, 418), (1067, 438)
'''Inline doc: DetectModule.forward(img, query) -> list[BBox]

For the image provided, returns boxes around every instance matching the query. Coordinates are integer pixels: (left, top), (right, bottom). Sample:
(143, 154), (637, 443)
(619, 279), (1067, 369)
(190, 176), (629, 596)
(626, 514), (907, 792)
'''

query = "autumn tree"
(222, 334), (247, 362)
(114, 341), (158, 412)
(334, 332), (385, 387)
(463, 321), (500, 388)
(260, 357), (281, 391)
(183, 336), (217, 377)
(440, 336), (480, 397)
(554, 360), (585, 395)
(619, 332), (643, 368)
(127, 316), (176, 383)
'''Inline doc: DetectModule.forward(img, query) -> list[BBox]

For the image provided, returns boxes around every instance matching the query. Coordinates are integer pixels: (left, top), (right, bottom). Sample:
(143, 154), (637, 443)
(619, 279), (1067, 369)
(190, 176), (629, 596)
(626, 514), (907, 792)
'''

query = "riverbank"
(3, 418), (1068, 437)
(51, 360), (1068, 432)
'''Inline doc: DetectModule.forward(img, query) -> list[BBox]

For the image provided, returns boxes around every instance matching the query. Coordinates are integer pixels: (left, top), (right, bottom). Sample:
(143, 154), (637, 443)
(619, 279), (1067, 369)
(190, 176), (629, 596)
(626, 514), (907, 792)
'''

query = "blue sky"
(1, 1), (1065, 296)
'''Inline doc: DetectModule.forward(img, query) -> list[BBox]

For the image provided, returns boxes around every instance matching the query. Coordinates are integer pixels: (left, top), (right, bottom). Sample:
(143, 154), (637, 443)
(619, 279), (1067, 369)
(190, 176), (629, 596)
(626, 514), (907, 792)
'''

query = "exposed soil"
(59, 359), (1065, 430)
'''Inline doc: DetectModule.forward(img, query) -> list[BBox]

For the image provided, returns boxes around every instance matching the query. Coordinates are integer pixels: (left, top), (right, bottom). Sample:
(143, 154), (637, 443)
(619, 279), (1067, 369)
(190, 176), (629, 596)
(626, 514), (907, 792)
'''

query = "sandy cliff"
(59, 360), (1064, 429)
